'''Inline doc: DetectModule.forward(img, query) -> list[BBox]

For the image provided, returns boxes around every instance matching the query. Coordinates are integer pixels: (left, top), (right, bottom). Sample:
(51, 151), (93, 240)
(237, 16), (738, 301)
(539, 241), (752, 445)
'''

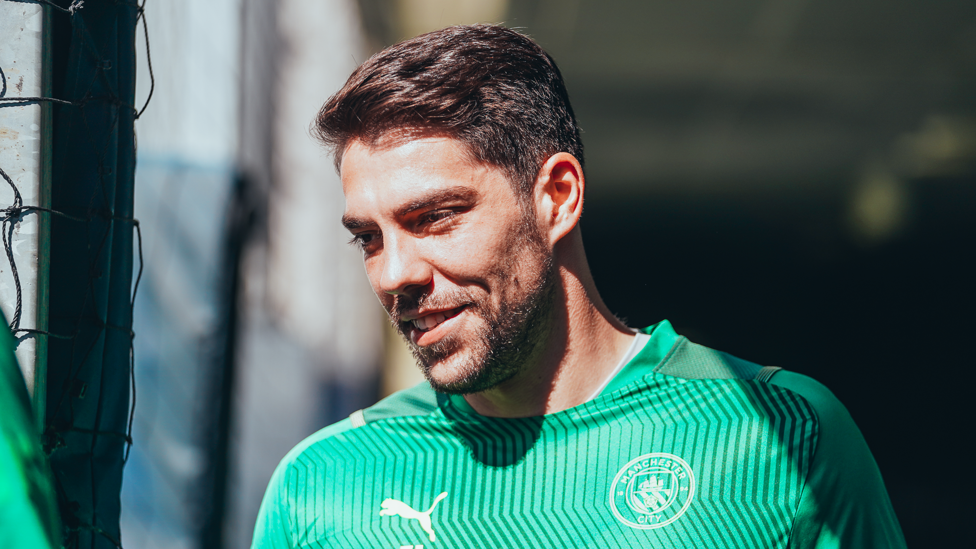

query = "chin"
(420, 353), (483, 394)
(419, 347), (522, 396)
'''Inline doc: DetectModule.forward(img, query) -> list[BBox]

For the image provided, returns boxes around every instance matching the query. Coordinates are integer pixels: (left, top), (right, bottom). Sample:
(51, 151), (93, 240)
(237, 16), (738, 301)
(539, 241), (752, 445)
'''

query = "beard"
(389, 221), (556, 395)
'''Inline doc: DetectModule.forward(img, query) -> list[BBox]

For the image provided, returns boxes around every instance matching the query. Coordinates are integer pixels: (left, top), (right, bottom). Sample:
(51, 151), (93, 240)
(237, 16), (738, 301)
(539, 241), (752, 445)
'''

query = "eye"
(420, 209), (457, 226)
(348, 231), (381, 252)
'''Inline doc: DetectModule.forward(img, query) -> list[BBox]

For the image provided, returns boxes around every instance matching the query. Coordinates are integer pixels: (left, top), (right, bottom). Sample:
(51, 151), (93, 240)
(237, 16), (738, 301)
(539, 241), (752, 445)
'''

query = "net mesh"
(0, 1), (152, 547)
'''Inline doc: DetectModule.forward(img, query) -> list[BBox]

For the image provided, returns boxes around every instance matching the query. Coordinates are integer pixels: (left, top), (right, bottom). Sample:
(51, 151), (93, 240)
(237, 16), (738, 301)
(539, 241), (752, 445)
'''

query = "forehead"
(340, 137), (515, 220)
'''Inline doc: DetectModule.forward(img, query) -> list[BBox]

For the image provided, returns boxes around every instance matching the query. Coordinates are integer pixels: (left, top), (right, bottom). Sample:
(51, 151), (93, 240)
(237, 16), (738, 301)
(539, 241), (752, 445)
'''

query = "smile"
(410, 305), (468, 333)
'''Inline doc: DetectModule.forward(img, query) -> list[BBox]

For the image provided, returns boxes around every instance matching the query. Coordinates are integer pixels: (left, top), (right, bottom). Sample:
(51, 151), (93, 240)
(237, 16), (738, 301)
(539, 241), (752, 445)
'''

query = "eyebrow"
(340, 216), (374, 231)
(394, 186), (478, 218)
(341, 186), (478, 231)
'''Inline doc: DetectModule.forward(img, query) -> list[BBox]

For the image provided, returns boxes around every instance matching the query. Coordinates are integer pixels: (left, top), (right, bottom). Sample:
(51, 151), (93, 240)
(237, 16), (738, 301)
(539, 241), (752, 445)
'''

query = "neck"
(463, 231), (635, 418)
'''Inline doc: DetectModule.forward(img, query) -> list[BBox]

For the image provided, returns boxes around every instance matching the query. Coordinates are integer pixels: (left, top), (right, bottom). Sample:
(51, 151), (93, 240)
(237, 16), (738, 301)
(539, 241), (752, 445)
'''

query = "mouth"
(404, 305), (469, 344)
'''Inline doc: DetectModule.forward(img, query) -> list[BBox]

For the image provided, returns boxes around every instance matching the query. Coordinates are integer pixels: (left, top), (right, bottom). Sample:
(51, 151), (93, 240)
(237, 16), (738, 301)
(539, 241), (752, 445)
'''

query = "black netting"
(0, 1), (152, 547)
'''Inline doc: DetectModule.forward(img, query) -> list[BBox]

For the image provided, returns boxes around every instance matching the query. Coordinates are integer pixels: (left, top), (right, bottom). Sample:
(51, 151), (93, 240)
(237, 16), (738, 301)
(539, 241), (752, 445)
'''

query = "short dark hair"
(313, 24), (584, 197)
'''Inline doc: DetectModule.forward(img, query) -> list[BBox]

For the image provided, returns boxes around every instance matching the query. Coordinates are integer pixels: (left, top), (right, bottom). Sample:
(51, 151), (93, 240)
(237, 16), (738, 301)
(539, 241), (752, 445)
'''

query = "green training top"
(0, 317), (60, 549)
(252, 320), (905, 548)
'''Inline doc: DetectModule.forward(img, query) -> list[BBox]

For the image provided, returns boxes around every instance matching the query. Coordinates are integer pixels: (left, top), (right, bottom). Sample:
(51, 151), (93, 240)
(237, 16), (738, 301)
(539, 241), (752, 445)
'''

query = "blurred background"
(115, 0), (974, 547)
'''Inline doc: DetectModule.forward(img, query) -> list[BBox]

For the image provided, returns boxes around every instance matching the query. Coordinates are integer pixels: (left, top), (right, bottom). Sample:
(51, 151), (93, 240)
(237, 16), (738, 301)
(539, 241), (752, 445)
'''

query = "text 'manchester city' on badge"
(609, 452), (695, 529)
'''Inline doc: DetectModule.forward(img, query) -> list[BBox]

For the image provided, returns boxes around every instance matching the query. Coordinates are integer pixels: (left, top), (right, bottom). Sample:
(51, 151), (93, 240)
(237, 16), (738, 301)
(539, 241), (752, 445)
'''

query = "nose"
(378, 233), (432, 296)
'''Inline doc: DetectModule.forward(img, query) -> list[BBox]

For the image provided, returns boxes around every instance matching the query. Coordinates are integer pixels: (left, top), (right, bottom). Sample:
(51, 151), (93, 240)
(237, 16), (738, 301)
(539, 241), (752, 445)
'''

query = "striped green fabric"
(253, 321), (905, 548)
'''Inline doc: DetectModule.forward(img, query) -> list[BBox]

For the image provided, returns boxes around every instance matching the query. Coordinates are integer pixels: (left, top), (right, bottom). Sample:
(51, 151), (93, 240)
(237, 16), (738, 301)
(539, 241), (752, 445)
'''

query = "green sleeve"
(0, 324), (60, 549)
(251, 458), (295, 549)
(251, 417), (356, 549)
(769, 371), (906, 549)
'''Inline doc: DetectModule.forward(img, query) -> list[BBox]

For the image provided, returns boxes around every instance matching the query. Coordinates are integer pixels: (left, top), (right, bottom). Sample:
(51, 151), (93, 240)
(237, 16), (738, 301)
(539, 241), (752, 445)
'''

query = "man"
(253, 25), (905, 548)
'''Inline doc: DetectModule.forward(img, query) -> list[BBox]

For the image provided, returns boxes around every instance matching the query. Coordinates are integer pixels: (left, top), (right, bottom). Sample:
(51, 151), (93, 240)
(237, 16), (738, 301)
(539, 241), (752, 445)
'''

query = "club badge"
(609, 453), (695, 529)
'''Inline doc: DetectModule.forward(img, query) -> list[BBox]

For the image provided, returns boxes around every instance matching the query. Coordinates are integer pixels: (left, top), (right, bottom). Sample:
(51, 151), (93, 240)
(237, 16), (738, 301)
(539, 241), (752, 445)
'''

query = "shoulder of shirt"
(654, 336), (857, 464)
(654, 339), (902, 544)
(273, 381), (441, 469)
(653, 336), (843, 420)
(766, 370), (847, 422)
(361, 380), (442, 424)
(652, 336), (770, 380)
(654, 337), (856, 483)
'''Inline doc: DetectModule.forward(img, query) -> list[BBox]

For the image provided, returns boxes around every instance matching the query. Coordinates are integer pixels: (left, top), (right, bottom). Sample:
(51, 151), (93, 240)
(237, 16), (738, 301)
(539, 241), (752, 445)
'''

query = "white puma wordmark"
(379, 492), (448, 542)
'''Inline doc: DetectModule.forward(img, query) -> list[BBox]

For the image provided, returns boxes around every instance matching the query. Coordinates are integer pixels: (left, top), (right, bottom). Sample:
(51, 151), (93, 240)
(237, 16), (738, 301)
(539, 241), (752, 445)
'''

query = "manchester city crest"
(609, 453), (695, 529)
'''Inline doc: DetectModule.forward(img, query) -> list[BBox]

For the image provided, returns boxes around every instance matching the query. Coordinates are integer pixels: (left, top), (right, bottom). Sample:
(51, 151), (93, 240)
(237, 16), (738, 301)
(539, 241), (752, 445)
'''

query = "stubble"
(389, 217), (555, 394)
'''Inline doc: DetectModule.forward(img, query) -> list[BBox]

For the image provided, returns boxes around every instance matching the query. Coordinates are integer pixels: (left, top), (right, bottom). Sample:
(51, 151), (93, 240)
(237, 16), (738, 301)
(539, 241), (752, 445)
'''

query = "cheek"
(428, 238), (499, 280)
(442, 219), (519, 267)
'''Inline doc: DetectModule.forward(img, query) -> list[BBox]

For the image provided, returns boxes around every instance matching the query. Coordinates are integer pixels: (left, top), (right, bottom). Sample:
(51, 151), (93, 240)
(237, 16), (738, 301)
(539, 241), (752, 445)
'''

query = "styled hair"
(313, 24), (584, 197)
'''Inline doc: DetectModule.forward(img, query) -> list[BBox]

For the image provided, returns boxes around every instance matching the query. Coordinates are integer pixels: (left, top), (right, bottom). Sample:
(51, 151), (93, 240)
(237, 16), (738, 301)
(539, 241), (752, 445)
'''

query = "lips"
(409, 305), (467, 333)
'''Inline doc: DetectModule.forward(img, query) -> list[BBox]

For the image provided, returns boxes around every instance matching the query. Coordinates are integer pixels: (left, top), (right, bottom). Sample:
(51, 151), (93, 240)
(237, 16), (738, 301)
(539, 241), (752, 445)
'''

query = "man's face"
(341, 137), (555, 394)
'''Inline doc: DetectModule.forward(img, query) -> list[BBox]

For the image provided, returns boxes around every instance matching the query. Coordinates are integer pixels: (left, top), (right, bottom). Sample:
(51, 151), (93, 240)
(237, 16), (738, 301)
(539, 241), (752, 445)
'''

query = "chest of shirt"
(286, 379), (815, 548)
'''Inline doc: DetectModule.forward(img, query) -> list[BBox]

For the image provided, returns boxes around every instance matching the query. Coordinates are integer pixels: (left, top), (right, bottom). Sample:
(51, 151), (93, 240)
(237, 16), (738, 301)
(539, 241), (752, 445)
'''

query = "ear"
(535, 152), (584, 246)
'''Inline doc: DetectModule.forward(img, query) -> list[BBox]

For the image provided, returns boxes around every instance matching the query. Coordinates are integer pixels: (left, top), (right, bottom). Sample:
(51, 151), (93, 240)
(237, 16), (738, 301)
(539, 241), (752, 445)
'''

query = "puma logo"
(379, 492), (448, 542)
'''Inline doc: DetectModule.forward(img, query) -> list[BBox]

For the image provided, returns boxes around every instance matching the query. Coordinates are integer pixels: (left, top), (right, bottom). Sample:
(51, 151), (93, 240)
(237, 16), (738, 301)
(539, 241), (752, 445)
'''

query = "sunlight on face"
(341, 137), (555, 393)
